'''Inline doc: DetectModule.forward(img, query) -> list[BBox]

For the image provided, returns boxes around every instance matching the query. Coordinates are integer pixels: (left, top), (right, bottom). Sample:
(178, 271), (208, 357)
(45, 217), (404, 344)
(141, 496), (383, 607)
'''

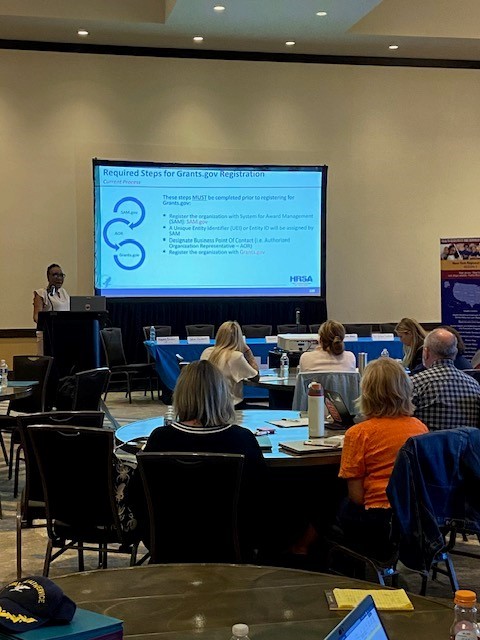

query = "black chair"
(277, 324), (307, 334)
(344, 324), (372, 337)
(29, 425), (138, 576)
(0, 355), (53, 473)
(15, 411), (105, 578)
(100, 327), (156, 403)
(185, 324), (215, 338)
(241, 324), (272, 338)
(56, 367), (110, 411)
(379, 323), (396, 333)
(137, 451), (244, 564)
(143, 325), (172, 340)
(309, 324), (321, 334)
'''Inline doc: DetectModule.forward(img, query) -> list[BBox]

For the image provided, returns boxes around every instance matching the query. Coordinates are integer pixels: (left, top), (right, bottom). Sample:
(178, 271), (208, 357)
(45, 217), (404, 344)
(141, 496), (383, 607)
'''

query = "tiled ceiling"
(0, 0), (479, 61)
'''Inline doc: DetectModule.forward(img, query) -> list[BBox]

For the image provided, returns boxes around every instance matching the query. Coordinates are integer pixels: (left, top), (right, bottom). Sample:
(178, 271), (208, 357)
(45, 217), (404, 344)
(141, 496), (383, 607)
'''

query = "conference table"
(145, 337), (403, 399)
(54, 563), (452, 639)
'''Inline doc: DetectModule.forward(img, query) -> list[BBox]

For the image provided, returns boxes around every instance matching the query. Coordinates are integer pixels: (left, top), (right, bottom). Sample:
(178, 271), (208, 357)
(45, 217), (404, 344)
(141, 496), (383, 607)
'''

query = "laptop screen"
(325, 596), (389, 640)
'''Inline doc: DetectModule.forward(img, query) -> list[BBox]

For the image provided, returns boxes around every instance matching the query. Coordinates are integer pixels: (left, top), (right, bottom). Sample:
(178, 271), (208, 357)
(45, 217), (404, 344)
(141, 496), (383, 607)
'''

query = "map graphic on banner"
(440, 237), (480, 359)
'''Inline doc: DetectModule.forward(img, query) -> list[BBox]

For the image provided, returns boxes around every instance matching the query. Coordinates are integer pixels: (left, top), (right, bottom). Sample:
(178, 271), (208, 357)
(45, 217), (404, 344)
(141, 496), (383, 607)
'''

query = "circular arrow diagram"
(113, 197), (146, 228)
(113, 239), (146, 270)
(103, 218), (131, 249)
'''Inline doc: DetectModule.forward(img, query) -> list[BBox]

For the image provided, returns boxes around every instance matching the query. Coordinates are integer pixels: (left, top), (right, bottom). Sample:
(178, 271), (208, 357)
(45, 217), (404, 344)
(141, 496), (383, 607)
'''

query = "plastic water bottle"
(164, 406), (175, 426)
(308, 381), (325, 438)
(230, 624), (250, 640)
(149, 325), (156, 342)
(280, 352), (289, 377)
(450, 590), (478, 639)
(380, 348), (390, 358)
(0, 360), (8, 390)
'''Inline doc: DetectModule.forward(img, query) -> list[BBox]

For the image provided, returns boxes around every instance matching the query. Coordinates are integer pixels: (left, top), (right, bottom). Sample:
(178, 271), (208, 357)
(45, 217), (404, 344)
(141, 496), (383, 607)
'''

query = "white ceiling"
(0, 0), (479, 62)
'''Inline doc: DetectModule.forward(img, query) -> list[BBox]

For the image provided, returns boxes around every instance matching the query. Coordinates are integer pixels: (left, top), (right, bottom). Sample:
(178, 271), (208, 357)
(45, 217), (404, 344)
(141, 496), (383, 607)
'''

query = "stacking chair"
(56, 367), (110, 411)
(277, 324), (307, 334)
(0, 355), (53, 473)
(379, 323), (396, 333)
(241, 324), (272, 338)
(185, 324), (215, 338)
(29, 425), (138, 577)
(292, 371), (361, 414)
(143, 325), (172, 341)
(344, 324), (372, 337)
(309, 323), (321, 334)
(137, 452), (244, 564)
(100, 327), (156, 402)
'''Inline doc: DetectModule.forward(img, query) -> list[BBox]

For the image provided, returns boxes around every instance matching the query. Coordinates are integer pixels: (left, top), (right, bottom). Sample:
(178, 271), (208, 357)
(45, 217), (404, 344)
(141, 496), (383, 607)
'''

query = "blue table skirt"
(145, 337), (403, 395)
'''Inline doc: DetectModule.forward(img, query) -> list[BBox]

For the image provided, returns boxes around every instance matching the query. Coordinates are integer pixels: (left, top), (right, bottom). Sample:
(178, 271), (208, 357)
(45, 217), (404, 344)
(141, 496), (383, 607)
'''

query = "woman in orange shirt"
(337, 357), (428, 559)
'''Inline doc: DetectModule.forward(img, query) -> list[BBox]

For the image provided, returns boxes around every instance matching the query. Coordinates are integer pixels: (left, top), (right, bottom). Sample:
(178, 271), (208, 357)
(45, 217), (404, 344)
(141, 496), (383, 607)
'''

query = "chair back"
(379, 323), (396, 333)
(9, 355), (53, 413)
(72, 368), (110, 410)
(292, 371), (360, 413)
(309, 324), (321, 334)
(17, 411), (105, 516)
(100, 328), (127, 368)
(137, 451), (244, 564)
(277, 324), (307, 334)
(344, 324), (372, 337)
(241, 324), (272, 338)
(143, 325), (172, 339)
(29, 425), (121, 539)
(463, 369), (480, 384)
(185, 324), (215, 338)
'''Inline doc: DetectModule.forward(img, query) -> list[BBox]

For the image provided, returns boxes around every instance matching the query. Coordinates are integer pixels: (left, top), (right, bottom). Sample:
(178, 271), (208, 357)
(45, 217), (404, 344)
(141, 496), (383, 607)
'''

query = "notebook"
(324, 595), (390, 640)
(324, 389), (355, 430)
(70, 296), (107, 312)
(279, 436), (344, 455)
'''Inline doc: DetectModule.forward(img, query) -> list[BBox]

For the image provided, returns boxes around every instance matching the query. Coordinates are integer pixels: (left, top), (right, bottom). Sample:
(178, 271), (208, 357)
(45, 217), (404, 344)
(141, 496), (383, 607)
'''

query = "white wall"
(1, 49), (479, 328)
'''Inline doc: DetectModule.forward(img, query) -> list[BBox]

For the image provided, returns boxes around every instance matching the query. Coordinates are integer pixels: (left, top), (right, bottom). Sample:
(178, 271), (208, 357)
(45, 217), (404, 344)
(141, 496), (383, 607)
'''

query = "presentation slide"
(93, 161), (327, 297)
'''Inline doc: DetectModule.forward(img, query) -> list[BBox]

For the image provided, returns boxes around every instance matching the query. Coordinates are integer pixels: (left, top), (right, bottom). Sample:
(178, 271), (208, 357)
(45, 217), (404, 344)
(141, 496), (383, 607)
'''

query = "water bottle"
(149, 325), (156, 342)
(450, 590), (478, 639)
(280, 352), (289, 377)
(0, 360), (8, 390)
(230, 624), (250, 640)
(380, 348), (390, 358)
(164, 405), (175, 426)
(308, 381), (324, 438)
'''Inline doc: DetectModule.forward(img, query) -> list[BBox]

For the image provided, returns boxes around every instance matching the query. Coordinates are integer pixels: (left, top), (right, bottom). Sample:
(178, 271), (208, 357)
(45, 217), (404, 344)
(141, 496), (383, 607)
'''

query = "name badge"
(187, 336), (211, 344)
(344, 333), (358, 341)
(372, 333), (394, 341)
(157, 336), (180, 345)
(265, 335), (278, 344)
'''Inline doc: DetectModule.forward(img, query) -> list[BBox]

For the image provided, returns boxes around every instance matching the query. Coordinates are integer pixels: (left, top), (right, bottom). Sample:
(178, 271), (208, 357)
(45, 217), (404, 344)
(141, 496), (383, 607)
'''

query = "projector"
(277, 333), (319, 352)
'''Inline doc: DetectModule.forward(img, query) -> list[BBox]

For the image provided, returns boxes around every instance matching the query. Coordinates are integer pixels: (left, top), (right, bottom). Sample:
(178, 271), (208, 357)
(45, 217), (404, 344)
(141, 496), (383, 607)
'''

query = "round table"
(0, 382), (37, 402)
(54, 564), (452, 639)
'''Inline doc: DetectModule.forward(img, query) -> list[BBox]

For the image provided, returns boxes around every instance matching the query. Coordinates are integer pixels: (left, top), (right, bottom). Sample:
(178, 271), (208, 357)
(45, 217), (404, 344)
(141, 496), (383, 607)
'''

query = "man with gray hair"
(411, 328), (480, 430)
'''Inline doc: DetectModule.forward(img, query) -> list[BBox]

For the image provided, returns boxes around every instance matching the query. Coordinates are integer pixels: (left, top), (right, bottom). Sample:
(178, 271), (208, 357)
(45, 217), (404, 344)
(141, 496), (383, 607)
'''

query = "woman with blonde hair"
(298, 320), (356, 372)
(200, 320), (259, 406)
(395, 317), (427, 373)
(336, 358), (428, 558)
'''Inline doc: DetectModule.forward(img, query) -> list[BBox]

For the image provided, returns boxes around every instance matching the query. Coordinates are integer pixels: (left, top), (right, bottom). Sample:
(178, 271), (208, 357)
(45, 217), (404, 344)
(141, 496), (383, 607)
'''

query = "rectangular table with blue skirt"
(145, 337), (403, 397)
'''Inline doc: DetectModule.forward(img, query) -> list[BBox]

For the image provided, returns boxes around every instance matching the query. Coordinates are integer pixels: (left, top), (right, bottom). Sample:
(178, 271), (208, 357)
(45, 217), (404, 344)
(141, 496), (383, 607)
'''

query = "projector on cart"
(277, 334), (319, 352)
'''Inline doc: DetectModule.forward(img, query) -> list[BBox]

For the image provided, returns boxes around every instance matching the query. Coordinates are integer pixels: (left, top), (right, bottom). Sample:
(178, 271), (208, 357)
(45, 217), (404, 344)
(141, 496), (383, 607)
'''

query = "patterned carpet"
(0, 393), (479, 603)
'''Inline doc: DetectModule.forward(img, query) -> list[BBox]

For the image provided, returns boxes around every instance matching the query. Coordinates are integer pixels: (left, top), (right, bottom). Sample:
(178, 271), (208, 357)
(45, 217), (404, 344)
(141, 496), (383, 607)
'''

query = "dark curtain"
(105, 297), (327, 363)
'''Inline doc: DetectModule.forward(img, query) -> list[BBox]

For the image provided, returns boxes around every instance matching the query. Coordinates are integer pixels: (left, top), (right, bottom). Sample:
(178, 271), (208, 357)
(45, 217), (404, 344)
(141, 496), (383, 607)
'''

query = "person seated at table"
(136, 359), (267, 557)
(200, 320), (259, 406)
(336, 358), (428, 559)
(298, 320), (356, 373)
(395, 317), (426, 373)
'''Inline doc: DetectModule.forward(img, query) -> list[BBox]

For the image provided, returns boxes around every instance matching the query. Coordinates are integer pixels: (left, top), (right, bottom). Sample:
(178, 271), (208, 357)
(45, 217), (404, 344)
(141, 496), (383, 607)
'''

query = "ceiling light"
(77, 29), (89, 37)
(316, 11), (327, 16)
(213, 5), (225, 11)
(285, 41), (296, 47)
(389, 44), (399, 50)
(193, 36), (204, 43)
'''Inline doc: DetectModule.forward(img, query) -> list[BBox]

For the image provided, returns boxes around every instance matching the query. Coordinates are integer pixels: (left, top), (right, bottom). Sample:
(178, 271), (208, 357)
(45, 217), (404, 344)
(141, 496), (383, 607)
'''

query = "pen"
(281, 418), (300, 422)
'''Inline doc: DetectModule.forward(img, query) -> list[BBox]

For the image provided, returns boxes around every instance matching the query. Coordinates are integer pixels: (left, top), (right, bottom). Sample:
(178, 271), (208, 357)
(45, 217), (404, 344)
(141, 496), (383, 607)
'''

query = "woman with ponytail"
(299, 320), (356, 372)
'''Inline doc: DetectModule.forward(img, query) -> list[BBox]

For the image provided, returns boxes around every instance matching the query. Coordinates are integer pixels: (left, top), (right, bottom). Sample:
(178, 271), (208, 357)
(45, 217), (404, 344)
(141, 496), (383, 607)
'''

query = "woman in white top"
(33, 263), (70, 323)
(299, 320), (356, 372)
(201, 320), (259, 406)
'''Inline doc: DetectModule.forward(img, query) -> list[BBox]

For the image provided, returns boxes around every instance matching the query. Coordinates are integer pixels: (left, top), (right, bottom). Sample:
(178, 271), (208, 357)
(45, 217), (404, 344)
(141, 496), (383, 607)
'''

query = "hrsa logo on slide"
(290, 275), (313, 283)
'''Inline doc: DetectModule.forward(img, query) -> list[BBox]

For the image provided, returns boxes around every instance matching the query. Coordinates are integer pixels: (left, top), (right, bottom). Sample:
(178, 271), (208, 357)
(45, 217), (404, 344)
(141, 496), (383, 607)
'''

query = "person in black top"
(395, 317), (427, 373)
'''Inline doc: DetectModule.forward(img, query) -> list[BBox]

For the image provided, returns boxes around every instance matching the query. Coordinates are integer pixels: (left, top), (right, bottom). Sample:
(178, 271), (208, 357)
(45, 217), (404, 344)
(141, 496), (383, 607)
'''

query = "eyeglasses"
(51, 273), (66, 278)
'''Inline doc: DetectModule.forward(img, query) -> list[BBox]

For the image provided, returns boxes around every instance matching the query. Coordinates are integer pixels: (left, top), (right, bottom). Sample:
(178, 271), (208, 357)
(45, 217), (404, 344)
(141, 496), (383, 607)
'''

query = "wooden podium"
(38, 311), (108, 378)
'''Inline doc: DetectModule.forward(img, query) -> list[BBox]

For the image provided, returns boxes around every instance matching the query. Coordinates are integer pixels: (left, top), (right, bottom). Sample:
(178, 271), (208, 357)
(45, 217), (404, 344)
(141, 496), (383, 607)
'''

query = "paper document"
(330, 588), (414, 611)
(268, 418), (308, 428)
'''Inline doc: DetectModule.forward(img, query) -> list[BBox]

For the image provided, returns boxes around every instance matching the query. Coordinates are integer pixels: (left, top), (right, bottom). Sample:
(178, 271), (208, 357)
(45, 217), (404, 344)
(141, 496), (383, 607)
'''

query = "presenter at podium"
(33, 263), (70, 354)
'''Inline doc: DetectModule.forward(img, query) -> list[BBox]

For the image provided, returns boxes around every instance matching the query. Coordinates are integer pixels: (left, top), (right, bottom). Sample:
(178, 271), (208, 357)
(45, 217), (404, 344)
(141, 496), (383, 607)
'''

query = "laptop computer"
(70, 296), (107, 312)
(324, 595), (389, 640)
(324, 388), (355, 430)
(279, 436), (344, 455)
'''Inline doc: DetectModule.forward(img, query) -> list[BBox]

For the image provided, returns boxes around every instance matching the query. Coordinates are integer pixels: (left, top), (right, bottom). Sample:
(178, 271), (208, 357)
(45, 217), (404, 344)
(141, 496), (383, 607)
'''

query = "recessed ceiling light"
(193, 36), (204, 43)
(213, 5), (225, 11)
(316, 11), (327, 16)
(389, 44), (399, 50)
(285, 41), (296, 47)
(77, 29), (89, 37)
